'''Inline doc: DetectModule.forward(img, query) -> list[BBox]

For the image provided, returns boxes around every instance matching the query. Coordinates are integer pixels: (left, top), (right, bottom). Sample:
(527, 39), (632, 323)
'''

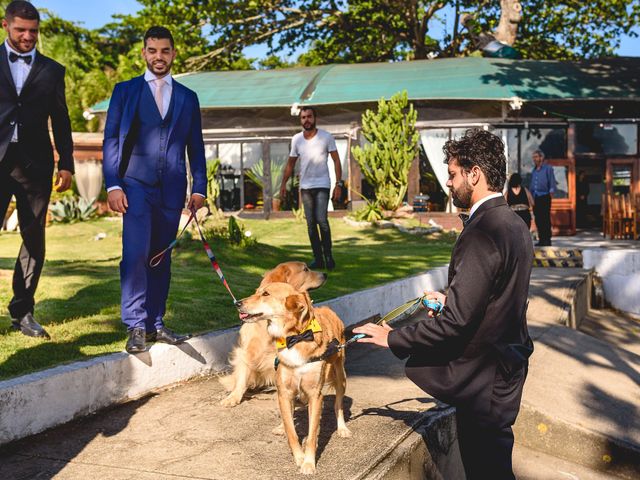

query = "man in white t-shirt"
(280, 106), (342, 269)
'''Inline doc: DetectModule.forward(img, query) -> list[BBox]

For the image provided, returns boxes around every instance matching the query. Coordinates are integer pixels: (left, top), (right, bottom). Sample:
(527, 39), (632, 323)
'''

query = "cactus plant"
(352, 91), (419, 212)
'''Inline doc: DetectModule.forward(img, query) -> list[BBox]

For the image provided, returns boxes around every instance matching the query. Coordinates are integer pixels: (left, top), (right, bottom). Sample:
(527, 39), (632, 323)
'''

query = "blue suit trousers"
(120, 178), (182, 331)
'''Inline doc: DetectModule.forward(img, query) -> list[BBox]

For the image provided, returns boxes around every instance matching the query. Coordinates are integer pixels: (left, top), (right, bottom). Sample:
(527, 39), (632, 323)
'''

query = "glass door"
(547, 158), (576, 236)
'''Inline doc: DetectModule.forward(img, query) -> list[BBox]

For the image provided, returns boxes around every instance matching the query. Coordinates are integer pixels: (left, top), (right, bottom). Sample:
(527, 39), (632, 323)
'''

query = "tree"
(352, 91), (419, 212)
(163, 0), (639, 67)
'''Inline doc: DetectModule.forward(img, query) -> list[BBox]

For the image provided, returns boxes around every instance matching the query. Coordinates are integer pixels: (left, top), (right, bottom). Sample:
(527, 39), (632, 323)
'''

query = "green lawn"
(0, 216), (455, 380)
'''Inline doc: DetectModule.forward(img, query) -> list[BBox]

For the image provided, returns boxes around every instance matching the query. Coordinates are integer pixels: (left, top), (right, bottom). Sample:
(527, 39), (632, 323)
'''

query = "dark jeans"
(300, 188), (332, 261)
(0, 145), (52, 318)
(533, 194), (552, 246)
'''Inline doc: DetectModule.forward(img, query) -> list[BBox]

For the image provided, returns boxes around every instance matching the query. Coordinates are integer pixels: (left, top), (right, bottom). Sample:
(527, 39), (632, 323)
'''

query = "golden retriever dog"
(236, 282), (351, 475)
(219, 262), (327, 407)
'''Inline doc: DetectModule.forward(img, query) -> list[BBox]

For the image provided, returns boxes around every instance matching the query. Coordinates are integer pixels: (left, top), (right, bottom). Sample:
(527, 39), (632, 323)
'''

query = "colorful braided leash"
(149, 209), (238, 304)
(191, 210), (238, 304)
(149, 210), (196, 268)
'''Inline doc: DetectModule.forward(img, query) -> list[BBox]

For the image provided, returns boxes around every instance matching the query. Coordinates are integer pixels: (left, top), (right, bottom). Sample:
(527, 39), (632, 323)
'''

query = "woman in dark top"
(506, 173), (534, 229)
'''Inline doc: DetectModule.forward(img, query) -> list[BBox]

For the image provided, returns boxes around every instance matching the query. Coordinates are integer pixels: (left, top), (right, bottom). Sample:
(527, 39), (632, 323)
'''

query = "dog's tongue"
(238, 312), (249, 320)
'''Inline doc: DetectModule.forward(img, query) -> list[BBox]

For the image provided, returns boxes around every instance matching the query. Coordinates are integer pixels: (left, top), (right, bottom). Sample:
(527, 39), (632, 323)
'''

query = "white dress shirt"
(5, 40), (36, 142)
(469, 192), (504, 219)
(144, 69), (172, 119)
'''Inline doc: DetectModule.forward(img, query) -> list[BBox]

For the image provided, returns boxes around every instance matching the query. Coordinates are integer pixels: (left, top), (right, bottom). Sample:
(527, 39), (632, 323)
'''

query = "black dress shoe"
(126, 327), (147, 353)
(12, 313), (50, 339)
(147, 326), (192, 345)
(325, 255), (336, 270)
(308, 258), (325, 269)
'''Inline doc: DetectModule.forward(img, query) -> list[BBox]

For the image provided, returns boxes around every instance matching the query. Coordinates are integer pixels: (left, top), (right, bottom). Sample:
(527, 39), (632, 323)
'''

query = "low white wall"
(321, 266), (450, 327)
(0, 266), (449, 445)
(583, 249), (640, 315)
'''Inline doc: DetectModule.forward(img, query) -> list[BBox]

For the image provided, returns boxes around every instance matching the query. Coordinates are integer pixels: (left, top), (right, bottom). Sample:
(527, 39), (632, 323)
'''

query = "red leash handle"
(148, 210), (196, 268)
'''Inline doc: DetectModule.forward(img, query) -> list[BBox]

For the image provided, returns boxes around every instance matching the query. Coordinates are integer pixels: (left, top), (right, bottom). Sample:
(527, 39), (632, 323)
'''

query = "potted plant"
(245, 159), (291, 211)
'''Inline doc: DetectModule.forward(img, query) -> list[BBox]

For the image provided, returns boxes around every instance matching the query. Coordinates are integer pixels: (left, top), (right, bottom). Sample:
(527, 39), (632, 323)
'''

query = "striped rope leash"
(191, 210), (238, 304)
(149, 209), (238, 304)
(149, 210), (196, 268)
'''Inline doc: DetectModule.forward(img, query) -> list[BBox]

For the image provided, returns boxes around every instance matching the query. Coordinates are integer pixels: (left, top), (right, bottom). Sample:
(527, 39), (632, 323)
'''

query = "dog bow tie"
(458, 213), (470, 227)
(9, 52), (32, 65)
(285, 329), (315, 349)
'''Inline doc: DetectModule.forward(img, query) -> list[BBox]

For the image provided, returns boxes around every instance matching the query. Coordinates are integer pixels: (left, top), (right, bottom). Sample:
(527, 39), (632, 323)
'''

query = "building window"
(551, 166), (570, 199)
(520, 127), (566, 187)
(217, 143), (242, 211)
(575, 123), (638, 155)
(242, 142), (262, 210)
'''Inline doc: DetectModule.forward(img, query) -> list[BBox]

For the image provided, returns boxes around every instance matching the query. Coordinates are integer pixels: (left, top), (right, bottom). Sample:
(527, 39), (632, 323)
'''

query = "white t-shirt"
(289, 129), (337, 189)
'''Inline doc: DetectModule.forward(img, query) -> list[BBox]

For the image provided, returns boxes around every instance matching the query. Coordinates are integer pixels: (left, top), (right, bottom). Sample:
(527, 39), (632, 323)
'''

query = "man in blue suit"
(103, 26), (207, 353)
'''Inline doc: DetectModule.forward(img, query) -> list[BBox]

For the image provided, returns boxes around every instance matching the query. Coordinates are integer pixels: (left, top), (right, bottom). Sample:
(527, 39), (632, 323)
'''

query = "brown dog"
(219, 262), (327, 407)
(236, 282), (351, 474)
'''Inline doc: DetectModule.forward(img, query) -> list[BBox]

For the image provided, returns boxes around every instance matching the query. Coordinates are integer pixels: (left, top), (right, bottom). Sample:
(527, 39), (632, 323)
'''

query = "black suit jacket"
(388, 196), (534, 426)
(0, 47), (74, 176)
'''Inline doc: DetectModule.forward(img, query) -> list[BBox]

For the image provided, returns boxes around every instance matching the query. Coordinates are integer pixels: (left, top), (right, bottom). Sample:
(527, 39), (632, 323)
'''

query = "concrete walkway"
(1, 267), (639, 479)
(515, 269), (640, 479)
(553, 230), (639, 249)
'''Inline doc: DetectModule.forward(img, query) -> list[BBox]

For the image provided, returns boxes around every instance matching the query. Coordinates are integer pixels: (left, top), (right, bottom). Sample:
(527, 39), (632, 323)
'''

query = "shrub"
(200, 216), (256, 249)
(50, 196), (97, 223)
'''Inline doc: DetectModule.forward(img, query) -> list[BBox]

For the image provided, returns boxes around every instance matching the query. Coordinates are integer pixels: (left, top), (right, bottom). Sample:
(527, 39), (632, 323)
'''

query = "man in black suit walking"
(0, 1), (74, 339)
(354, 129), (534, 479)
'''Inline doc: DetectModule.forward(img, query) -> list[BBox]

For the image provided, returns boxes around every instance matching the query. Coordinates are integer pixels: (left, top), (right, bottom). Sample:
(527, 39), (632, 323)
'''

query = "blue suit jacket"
(102, 75), (207, 206)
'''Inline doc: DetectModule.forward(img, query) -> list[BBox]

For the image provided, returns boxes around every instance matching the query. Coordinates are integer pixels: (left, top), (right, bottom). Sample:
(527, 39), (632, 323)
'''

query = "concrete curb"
(0, 266), (449, 446)
(583, 248), (640, 315)
(0, 327), (237, 445)
(515, 403), (640, 480)
(358, 407), (464, 480)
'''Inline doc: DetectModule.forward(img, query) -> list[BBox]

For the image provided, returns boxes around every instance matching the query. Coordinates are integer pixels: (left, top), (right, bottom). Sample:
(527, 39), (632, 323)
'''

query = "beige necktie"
(153, 78), (164, 117)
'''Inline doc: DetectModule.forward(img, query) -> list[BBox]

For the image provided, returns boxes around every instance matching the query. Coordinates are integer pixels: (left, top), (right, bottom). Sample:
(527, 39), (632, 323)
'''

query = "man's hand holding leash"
(353, 322), (393, 348)
(353, 290), (446, 348)
(424, 290), (446, 317)
(187, 194), (205, 211)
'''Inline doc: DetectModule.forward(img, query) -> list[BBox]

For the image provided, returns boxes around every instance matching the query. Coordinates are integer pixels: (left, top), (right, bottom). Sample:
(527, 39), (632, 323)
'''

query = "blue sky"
(34, 0), (639, 59)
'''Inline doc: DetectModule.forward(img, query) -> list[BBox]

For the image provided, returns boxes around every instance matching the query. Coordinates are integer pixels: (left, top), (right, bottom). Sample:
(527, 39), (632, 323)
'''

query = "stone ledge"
(0, 266), (449, 446)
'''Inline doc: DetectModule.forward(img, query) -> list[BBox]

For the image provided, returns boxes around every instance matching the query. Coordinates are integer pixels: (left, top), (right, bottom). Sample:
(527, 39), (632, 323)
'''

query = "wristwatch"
(335, 180), (345, 187)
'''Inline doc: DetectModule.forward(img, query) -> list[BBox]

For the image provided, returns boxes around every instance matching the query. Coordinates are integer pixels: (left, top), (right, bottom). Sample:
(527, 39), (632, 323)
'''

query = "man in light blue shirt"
(529, 150), (556, 246)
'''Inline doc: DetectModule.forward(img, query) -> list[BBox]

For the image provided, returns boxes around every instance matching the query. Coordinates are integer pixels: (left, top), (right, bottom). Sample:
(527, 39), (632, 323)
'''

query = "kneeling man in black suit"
(355, 129), (534, 479)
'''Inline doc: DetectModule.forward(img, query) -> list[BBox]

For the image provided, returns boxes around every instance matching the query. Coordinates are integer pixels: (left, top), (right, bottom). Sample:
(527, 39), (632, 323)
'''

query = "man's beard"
(302, 121), (316, 131)
(147, 60), (172, 76)
(451, 181), (473, 209)
(8, 33), (35, 53)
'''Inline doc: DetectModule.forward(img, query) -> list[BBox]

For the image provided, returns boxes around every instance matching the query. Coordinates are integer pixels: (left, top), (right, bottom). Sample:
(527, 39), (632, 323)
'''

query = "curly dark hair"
(442, 129), (506, 192)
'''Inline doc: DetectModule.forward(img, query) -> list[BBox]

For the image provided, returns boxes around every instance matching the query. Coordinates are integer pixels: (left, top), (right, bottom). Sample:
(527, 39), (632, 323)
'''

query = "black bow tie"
(458, 213), (470, 227)
(9, 51), (32, 65)
(285, 329), (315, 349)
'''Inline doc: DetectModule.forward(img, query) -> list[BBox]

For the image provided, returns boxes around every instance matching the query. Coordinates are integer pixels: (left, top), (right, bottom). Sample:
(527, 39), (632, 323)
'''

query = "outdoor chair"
(604, 193), (637, 240)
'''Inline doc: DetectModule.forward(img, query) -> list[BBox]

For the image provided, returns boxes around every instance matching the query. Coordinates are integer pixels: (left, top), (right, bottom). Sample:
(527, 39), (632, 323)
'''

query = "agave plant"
(50, 196), (96, 223)
(245, 159), (292, 199)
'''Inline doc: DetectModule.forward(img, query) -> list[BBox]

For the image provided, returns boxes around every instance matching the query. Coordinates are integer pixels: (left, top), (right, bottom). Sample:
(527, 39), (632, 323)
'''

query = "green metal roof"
(90, 56), (640, 112)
